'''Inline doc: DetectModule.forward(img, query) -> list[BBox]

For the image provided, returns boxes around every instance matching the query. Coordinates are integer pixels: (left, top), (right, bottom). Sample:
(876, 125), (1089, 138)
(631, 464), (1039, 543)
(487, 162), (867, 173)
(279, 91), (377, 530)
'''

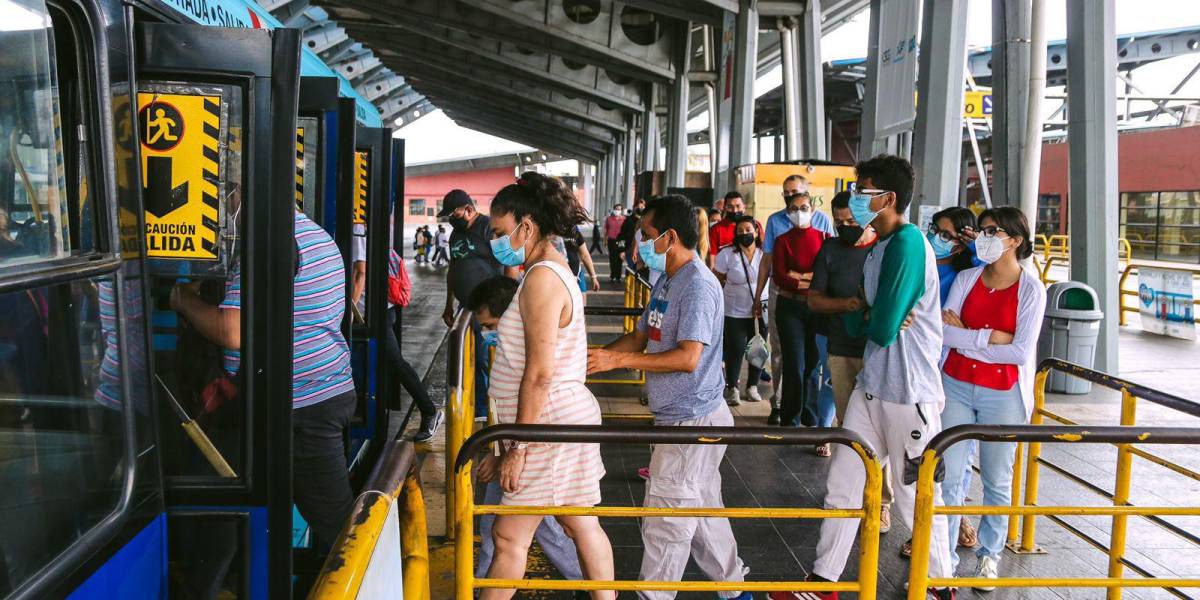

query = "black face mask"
(726, 210), (744, 220)
(734, 233), (756, 248)
(837, 224), (864, 244)
(448, 216), (469, 230)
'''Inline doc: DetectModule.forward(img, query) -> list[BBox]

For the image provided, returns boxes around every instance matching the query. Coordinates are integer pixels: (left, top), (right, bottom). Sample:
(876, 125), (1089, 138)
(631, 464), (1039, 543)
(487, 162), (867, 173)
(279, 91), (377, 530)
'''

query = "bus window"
(0, 0), (88, 269)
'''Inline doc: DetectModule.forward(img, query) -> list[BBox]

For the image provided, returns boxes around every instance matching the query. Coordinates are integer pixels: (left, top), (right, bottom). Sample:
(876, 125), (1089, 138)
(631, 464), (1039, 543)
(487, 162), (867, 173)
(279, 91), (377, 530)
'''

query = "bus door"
(344, 126), (394, 477)
(295, 77), (346, 227)
(134, 22), (301, 599)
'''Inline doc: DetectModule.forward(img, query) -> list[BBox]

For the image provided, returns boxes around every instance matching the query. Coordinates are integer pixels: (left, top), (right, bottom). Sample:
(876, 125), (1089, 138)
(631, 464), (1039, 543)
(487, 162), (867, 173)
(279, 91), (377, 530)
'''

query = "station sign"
(354, 150), (369, 224)
(963, 90), (993, 119)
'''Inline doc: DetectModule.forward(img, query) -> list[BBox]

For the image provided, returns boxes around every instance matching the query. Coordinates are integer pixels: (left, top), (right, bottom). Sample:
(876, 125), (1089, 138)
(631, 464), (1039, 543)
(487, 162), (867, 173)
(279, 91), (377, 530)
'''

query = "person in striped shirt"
(171, 210), (356, 550)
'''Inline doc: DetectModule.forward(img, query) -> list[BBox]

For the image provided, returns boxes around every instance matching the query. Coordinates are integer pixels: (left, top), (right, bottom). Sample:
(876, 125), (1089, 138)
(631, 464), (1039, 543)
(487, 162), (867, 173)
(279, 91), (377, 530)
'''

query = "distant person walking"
(432, 224), (450, 266)
(604, 204), (625, 282)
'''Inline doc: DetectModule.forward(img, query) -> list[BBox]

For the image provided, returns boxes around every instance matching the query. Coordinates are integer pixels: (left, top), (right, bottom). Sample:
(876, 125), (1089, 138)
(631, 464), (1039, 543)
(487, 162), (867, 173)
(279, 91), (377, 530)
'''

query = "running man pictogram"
(139, 101), (184, 151)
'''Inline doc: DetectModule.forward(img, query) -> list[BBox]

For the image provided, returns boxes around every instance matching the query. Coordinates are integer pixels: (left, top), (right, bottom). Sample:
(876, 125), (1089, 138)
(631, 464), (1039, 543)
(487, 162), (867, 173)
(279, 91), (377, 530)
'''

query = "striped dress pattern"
(490, 260), (604, 507)
(220, 211), (355, 408)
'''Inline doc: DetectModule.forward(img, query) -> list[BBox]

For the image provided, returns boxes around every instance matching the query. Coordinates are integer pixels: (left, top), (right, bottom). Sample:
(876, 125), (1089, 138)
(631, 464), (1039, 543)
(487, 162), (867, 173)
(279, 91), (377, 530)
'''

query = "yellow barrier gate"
(452, 424), (883, 598)
(445, 310), (477, 541)
(907, 423), (1200, 599)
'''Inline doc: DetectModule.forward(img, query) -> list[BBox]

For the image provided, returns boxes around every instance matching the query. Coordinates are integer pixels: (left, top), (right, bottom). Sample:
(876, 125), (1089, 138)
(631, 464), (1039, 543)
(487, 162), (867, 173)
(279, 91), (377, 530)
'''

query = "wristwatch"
(506, 441), (529, 452)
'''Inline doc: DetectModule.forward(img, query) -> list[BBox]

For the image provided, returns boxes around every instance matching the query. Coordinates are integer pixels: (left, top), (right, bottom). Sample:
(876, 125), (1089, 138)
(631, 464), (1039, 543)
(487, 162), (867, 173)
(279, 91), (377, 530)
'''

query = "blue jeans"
(471, 320), (490, 419)
(476, 481), (584, 580)
(940, 374), (1026, 569)
(775, 296), (833, 427)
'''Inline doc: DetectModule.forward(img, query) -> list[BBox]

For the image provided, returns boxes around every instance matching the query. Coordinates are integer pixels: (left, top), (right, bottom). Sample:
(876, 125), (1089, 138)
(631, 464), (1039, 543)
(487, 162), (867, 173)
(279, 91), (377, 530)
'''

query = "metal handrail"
(309, 441), (427, 599)
(907, 424), (1200, 599)
(1006, 359), (1200, 600)
(443, 308), (476, 540)
(452, 424), (884, 598)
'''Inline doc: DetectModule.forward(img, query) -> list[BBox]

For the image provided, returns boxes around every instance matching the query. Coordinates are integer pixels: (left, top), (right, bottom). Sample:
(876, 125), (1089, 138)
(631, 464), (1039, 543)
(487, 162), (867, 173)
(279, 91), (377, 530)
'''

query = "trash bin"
(1038, 281), (1104, 394)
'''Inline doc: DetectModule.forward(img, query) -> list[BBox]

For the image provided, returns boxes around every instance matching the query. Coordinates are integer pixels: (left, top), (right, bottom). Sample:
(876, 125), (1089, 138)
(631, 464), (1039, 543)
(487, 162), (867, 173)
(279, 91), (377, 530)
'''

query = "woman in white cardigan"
(939, 206), (1046, 588)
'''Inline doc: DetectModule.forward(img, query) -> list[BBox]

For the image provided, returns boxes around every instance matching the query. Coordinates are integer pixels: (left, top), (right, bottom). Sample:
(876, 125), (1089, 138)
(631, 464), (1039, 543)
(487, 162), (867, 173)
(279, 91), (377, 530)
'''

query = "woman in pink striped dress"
(477, 172), (614, 600)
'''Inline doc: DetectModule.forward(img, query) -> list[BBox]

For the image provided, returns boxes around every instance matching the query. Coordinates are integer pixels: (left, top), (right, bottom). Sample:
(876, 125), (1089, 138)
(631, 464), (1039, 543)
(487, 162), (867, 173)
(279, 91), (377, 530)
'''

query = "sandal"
(815, 443), (831, 457)
(637, 467), (650, 480)
(959, 517), (979, 548)
(900, 538), (913, 558)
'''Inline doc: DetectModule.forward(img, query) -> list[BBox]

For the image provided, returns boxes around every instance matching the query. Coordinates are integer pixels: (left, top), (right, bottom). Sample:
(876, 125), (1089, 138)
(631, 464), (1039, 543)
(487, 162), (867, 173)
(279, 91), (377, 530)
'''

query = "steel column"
(799, 0), (826, 159)
(911, 0), (969, 217)
(991, 0), (1032, 206)
(641, 84), (659, 176)
(729, 0), (758, 185)
(666, 22), (693, 188)
(624, 127), (637, 206)
(778, 17), (802, 161)
(581, 161), (595, 216)
(1066, 0), (1119, 373)
(859, 0), (888, 159)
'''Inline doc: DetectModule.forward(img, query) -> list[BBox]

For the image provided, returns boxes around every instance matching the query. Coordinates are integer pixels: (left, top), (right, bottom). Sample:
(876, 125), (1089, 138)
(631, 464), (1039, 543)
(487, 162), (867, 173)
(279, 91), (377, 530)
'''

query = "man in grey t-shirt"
(588, 195), (749, 600)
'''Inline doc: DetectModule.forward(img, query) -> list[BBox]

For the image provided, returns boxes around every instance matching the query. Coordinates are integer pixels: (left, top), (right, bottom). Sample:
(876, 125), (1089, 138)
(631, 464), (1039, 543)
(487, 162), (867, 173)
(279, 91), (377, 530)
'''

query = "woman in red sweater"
(767, 191), (830, 434)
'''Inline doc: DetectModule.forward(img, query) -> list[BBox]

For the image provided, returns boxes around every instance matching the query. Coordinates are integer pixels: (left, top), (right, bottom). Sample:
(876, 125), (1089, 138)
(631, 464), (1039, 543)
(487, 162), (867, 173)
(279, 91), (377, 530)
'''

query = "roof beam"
(446, 112), (605, 162)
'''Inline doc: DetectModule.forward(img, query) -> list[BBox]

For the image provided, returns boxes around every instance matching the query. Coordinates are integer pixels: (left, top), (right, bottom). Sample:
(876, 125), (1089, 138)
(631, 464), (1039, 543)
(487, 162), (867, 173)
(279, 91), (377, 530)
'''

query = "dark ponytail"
(491, 172), (588, 238)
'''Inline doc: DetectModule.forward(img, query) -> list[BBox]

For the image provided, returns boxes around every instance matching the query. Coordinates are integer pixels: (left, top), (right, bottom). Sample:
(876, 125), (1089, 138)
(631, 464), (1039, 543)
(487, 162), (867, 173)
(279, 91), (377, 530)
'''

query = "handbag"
(738, 249), (771, 370)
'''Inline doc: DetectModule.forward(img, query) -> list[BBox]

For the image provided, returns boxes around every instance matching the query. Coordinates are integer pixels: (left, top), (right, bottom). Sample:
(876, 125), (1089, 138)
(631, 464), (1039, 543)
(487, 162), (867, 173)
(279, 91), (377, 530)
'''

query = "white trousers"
(813, 386), (954, 583)
(639, 405), (746, 599)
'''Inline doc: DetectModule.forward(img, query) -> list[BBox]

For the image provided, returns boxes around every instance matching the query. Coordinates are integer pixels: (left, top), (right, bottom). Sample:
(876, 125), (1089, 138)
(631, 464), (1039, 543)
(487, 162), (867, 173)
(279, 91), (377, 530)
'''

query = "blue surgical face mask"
(927, 232), (956, 259)
(489, 222), (527, 267)
(849, 192), (884, 228)
(638, 232), (670, 273)
(481, 330), (499, 348)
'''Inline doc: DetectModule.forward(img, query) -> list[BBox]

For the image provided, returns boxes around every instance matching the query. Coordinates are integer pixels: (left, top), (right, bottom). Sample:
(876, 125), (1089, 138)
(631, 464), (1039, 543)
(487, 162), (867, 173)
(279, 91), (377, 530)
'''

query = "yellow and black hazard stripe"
(199, 97), (222, 256)
(295, 127), (305, 211)
(353, 150), (368, 224)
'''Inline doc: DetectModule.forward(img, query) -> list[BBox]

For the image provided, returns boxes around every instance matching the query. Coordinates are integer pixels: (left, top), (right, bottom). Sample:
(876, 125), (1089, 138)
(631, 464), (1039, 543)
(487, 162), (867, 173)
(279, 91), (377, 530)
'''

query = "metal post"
(911, 0), (969, 218)
(1020, 0), (1048, 224)
(624, 127), (636, 206)
(778, 17), (801, 161)
(991, 0), (1031, 206)
(1108, 389), (1138, 600)
(666, 22), (692, 188)
(729, 0), (759, 183)
(860, 0), (889, 159)
(580, 160), (594, 215)
(1067, 0), (1119, 373)
(704, 24), (720, 195)
(641, 84), (658, 175)
(799, 0), (827, 159)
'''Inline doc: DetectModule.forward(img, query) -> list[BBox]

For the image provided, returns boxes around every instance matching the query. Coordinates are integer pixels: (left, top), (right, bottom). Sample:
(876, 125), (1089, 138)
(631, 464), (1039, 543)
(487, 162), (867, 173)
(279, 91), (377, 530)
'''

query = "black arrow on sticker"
(143, 155), (189, 218)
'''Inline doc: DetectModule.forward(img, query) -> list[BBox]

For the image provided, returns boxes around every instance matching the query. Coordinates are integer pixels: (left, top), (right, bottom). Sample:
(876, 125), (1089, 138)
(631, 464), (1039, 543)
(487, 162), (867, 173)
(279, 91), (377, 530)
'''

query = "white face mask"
(789, 209), (812, 228)
(974, 234), (1009, 264)
(611, 209), (621, 216)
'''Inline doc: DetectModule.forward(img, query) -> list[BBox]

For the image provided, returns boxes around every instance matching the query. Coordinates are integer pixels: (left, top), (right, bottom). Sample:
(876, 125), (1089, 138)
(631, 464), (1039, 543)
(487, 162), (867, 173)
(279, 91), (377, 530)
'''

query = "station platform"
(394, 249), (1200, 600)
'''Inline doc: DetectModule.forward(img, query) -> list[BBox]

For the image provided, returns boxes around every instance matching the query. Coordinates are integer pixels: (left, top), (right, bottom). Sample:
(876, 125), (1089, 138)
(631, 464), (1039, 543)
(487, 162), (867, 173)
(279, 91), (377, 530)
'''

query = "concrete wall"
(403, 166), (515, 225)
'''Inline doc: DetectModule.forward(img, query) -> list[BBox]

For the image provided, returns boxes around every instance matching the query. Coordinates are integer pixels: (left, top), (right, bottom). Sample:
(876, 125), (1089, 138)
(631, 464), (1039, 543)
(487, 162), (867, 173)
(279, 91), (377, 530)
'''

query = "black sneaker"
(414, 408), (444, 442)
(928, 587), (956, 600)
(767, 408), (781, 425)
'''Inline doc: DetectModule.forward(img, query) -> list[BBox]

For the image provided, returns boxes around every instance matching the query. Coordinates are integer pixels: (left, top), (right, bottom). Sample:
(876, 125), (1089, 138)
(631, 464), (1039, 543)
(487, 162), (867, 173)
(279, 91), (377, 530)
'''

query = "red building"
(1035, 125), (1200, 264)
(402, 165), (515, 226)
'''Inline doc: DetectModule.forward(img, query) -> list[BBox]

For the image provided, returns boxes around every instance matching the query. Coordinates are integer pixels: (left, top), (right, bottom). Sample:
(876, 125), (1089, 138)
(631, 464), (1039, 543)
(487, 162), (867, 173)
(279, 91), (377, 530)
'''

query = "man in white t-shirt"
(431, 224), (450, 266)
(712, 215), (768, 406)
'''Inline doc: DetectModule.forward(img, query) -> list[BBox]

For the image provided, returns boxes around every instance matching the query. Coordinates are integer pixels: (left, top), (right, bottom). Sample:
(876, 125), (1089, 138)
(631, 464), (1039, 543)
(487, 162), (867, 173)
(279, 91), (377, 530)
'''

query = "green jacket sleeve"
(865, 225), (927, 348)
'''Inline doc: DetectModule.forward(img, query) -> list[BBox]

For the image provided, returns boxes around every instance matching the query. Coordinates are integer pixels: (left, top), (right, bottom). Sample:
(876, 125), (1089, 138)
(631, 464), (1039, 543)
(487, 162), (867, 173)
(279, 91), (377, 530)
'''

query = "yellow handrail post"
(454, 456), (476, 600)
(1118, 264), (1135, 326)
(854, 444), (883, 600)
(401, 474), (431, 600)
(1007, 442), (1025, 546)
(906, 449), (941, 600)
(1106, 389), (1139, 600)
(445, 383), (459, 541)
(1019, 370), (1050, 553)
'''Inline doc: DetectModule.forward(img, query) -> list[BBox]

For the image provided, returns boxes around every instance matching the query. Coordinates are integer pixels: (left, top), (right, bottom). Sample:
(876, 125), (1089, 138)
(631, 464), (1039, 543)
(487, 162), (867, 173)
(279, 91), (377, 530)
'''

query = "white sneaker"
(975, 555), (999, 592)
(724, 387), (741, 406)
(745, 385), (763, 402)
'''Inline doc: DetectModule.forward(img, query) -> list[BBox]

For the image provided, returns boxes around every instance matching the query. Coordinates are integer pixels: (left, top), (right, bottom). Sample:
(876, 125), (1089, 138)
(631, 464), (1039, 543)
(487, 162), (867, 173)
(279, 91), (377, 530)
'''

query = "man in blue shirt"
(588, 195), (749, 600)
(755, 175), (835, 423)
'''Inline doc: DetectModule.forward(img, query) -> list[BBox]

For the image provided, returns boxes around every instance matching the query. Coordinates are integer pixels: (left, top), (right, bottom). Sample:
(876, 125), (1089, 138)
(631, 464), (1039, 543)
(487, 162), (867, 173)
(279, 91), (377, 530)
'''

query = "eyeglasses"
(979, 225), (1008, 237)
(926, 225), (956, 243)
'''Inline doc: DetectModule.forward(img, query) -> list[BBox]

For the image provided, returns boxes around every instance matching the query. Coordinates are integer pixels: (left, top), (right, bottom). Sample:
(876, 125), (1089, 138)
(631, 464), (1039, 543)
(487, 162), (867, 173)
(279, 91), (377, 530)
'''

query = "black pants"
(385, 307), (435, 417)
(590, 236), (604, 255)
(722, 316), (764, 389)
(606, 239), (624, 280)
(431, 247), (449, 265)
(293, 391), (357, 550)
(775, 296), (821, 427)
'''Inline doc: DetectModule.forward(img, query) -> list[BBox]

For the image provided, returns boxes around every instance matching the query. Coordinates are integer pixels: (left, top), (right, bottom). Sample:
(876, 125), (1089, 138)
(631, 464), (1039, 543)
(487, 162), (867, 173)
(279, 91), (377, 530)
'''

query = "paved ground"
(399, 247), (1200, 599)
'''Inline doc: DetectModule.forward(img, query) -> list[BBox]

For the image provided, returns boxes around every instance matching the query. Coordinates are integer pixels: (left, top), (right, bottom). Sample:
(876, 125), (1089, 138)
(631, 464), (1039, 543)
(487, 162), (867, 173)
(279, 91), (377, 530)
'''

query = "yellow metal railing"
(309, 440), (428, 600)
(444, 309), (476, 541)
(452, 424), (884, 598)
(585, 267), (650, 387)
(1034, 235), (1132, 266)
(907, 423), (1200, 599)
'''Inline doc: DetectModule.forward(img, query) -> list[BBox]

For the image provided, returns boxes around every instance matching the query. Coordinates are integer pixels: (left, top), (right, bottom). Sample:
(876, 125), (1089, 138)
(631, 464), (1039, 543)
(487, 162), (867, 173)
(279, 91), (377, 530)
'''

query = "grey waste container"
(1037, 282), (1104, 394)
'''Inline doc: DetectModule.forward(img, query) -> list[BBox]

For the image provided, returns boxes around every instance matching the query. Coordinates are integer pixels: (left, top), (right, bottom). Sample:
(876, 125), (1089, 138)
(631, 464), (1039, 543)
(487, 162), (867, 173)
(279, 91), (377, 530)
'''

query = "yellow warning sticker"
(354, 150), (369, 224)
(138, 90), (222, 260)
(295, 127), (305, 211)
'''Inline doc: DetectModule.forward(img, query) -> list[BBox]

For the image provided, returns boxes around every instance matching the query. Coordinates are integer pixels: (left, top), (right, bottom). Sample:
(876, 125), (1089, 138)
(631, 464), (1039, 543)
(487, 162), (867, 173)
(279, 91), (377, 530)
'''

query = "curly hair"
(490, 172), (588, 238)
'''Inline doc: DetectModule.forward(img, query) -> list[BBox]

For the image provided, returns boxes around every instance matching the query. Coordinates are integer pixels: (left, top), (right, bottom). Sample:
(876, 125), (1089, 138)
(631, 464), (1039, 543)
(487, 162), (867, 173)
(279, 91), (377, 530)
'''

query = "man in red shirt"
(757, 191), (830, 430)
(604, 203), (626, 282)
(707, 191), (763, 269)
